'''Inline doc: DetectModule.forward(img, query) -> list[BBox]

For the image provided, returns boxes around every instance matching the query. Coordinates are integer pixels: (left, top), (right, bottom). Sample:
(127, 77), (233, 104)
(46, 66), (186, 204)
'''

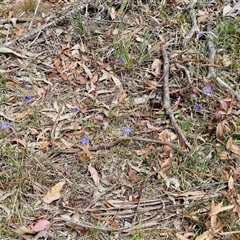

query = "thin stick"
(161, 44), (192, 150)
(59, 136), (185, 155)
(216, 77), (240, 102)
(28, 0), (41, 30)
(206, 23), (216, 79)
(182, 9), (198, 48)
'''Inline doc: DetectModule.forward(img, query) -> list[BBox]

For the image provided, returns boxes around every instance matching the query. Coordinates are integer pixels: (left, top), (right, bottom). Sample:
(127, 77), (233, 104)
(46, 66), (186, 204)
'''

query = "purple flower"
(73, 107), (79, 113)
(196, 31), (204, 38)
(120, 58), (126, 64)
(195, 104), (201, 111)
(123, 126), (131, 135)
(82, 72), (88, 78)
(1, 122), (10, 130)
(204, 86), (212, 95)
(24, 96), (32, 102)
(80, 137), (89, 146)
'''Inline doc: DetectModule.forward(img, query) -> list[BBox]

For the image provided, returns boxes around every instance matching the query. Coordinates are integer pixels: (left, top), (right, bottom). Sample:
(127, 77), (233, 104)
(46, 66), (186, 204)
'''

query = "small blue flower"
(80, 137), (89, 146)
(195, 104), (201, 111)
(123, 126), (131, 135)
(1, 122), (10, 130)
(196, 31), (204, 38)
(73, 107), (79, 113)
(204, 86), (212, 95)
(120, 58), (126, 64)
(24, 96), (32, 102)
(83, 72), (88, 78)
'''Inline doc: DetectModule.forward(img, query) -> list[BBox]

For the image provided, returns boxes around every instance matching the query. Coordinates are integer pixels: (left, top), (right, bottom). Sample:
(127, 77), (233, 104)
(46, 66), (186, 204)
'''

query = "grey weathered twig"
(161, 44), (192, 150)
(206, 23), (216, 79)
(216, 77), (240, 102)
(28, 0), (41, 30)
(182, 9), (198, 48)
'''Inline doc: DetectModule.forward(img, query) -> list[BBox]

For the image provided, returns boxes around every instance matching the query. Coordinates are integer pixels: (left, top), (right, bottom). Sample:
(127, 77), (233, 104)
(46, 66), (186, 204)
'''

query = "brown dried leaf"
(61, 138), (74, 148)
(220, 100), (228, 113)
(216, 122), (223, 141)
(38, 141), (51, 150)
(15, 109), (34, 120)
(42, 182), (65, 203)
(54, 56), (68, 81)
(52, 163), (66, 174)
(218, 151), (231, 160)
(209, 201), (234, 216)
(143, 79), (157, 90)
(109, 219), (118, 228)
(197, 15), (209, 23)
(226, 137), (240, 155)
(88, 164), (100, 186)
(11, 138), (26, 148)
(128, 166), (139, 183)
(228, 176), (234, 191)
(15, 226), (36, 235)
(229, 144), (240, 155)
(226, 137), (232, 151)
(151, 58), (161, 75)
(82, 64), (92, 79)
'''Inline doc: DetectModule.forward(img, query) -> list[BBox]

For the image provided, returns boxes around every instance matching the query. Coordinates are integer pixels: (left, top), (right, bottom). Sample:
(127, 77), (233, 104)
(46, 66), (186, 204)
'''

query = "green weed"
(73, 11), (84, 37)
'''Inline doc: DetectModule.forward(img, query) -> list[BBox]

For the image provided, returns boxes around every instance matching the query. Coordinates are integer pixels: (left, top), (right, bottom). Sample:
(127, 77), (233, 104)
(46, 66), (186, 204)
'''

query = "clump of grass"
(19, 0), (37, 12)
(72, 10), (84, 37)
(217, 18), (240, 73)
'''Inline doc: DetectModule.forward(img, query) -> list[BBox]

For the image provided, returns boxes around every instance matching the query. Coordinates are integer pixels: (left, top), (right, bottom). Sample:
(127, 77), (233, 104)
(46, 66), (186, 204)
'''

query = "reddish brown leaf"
(216, 122), (223, 141)
(38, 141), (51, 150)
(54, 56), (68, 81)
(52, 163), (66, 174)
(109, 219), (119, 228)
(65, 223), (87, 236)
(15, 109), (34, 120)
(11, 138), (26, 148)
(128, 167), (139, 183)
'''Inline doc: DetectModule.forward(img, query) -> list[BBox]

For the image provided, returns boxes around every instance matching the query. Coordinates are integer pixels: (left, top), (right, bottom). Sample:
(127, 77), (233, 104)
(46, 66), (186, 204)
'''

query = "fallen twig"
(161, 44), (192, 150)
(206, 23), (216, 79)
(216, 77), (240, 102)
(58, 136), (185, 156)
(28, 0), (41, 30)
(186, 0), (197, 10)
(182, 9), (198, 48)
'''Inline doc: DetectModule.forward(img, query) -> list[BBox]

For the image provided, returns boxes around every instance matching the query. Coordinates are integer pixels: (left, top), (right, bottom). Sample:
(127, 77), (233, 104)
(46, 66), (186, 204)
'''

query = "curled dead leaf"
(42, 182), (65, 203)
(226, 137), (240, 155)
(216, 122), (223, 141)
(128, 166), (139, 183)
(88, 164), (100, 186)
(54, 56), (68, 81)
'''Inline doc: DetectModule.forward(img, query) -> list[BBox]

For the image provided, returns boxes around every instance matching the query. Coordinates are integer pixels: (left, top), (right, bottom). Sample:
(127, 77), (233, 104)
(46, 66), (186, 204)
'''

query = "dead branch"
(186, 0), (197, 10)
(28, 0), (41, 30)
(58, 136), (185, 156)
(216, 77), (240, 102)
(206, 23), (216, 79)
(161, 44), (192, 150)
(182, 9), (198, 48)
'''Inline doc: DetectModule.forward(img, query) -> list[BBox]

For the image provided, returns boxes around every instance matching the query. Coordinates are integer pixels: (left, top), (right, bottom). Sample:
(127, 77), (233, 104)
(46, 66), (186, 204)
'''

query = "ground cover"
(1, 0), (240, 239)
